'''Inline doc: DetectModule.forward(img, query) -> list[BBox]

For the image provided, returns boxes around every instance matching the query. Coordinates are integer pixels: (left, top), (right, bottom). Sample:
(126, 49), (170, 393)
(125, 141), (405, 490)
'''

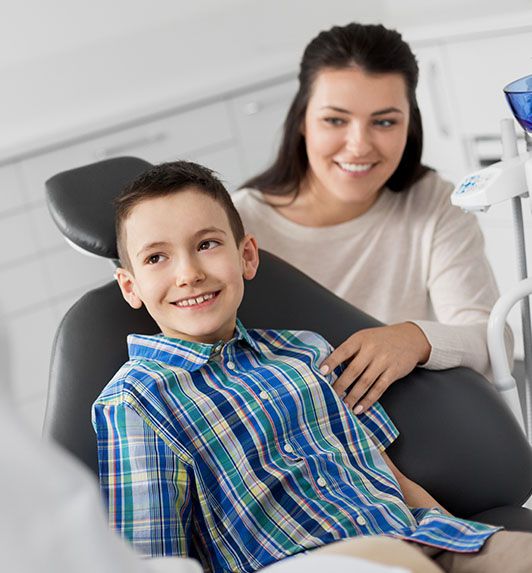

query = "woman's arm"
(320, 175), (513, 413)
(410, 180), (513, 376)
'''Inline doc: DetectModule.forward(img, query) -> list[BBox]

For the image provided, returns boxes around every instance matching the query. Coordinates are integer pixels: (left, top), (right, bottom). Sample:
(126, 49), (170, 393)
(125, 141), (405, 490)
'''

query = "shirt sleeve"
(92, 400), (194, 558)
(411, 176), (513, 379)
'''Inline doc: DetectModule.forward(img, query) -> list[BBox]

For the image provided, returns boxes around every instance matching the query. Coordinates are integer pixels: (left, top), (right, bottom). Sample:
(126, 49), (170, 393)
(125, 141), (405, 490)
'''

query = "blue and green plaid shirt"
(93, 320), (499, 573)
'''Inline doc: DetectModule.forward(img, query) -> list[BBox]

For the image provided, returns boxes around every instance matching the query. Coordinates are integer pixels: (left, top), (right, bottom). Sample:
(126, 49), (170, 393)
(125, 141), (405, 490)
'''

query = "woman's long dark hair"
(241, 22), (429, 195)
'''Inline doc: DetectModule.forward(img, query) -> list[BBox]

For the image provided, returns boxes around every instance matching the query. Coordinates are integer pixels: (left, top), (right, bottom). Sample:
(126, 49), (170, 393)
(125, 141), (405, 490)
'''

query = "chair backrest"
(44, 157), (532, 522)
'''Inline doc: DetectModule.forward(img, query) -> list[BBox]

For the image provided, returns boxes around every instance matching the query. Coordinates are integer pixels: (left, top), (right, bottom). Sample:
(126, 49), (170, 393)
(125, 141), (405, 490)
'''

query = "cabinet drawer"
(91, 100), (234, 162)
(229, 78), (297, 178)
(0, 163), (27, 214)
(19, 100), (234, 204)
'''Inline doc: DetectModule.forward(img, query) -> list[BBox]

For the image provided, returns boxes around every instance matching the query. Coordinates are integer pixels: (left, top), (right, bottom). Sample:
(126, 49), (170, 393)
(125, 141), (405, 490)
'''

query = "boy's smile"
(116, 188), (258, 344)
(172, 290), (219, 308)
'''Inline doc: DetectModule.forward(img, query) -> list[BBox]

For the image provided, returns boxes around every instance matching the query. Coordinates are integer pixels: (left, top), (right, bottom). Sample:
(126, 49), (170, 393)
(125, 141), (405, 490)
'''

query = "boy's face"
(116, 188), (259, 344)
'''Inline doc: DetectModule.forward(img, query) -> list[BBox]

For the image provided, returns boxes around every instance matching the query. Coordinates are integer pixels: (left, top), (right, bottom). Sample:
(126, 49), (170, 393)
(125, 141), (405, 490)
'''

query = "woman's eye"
(374, 118), (397, 128)
(324, 117), (346, 126)
(198, 240), (220, 251)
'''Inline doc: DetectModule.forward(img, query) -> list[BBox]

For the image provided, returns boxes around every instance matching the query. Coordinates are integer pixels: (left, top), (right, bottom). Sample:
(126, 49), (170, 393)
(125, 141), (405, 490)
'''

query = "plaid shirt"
(93, 320), (499, 573)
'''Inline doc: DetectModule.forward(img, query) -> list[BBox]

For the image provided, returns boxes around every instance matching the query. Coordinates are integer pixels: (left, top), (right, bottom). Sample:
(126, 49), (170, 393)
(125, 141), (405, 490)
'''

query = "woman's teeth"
(338, 162), (372, 173)
(176, 292), (216, 307)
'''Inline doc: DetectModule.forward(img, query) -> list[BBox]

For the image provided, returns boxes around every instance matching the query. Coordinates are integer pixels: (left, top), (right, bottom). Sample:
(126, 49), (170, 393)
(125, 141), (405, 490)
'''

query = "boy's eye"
(324, 117), (346, 126)
(198, 240), (220, 251)
(146, 254), (165, 265)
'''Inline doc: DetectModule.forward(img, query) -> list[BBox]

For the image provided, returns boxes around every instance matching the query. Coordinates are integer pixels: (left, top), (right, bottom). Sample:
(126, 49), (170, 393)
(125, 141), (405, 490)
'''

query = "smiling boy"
(114, 171), (258, 344)
(93, 161), (529, 573)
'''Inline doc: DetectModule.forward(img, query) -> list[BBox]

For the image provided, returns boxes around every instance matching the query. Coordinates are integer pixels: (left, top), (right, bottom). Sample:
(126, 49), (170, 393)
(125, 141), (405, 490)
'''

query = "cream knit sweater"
(233, 171), (513, 379)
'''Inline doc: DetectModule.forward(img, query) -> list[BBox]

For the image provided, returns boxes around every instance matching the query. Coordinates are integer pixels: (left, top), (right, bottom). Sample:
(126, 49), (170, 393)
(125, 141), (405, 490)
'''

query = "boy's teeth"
(177, 292), (215, 307)
(339, 162), (372, 172)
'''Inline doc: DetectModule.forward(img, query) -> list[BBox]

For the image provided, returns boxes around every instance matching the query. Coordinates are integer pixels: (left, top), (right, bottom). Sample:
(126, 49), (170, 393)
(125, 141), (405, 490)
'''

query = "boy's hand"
(319, 323), (431, 413)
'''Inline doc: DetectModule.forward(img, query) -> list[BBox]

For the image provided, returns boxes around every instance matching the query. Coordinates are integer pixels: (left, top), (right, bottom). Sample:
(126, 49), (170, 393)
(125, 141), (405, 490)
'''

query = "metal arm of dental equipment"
(451, 75), (532, 439)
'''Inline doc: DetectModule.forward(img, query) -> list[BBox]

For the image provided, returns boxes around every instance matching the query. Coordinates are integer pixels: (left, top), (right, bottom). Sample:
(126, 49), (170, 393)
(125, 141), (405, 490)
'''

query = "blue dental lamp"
(505, 75), (532, 134)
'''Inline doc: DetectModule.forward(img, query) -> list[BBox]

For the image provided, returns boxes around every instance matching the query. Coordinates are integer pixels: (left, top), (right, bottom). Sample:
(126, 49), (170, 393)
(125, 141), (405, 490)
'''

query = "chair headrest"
(45, 156), (153, 259)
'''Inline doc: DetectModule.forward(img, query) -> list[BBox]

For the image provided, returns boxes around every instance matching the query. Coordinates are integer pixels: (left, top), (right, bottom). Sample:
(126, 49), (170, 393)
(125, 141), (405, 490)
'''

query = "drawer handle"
(243, 101), (261, 116)
(96, 132), (167, 159)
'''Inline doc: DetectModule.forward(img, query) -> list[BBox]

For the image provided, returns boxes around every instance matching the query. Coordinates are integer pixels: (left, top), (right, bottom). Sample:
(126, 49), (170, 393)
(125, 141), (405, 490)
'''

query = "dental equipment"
(451, 74), (532, 438)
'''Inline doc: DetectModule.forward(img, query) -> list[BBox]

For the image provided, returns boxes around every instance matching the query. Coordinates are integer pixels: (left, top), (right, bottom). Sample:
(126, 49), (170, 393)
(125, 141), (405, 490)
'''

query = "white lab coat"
(0, 391), (201, 573)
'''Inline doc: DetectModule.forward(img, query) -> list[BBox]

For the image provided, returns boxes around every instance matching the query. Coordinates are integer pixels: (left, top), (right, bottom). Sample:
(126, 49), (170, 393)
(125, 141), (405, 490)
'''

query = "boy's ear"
(241, 234), (260, 281)
(115, 267), (143, 309)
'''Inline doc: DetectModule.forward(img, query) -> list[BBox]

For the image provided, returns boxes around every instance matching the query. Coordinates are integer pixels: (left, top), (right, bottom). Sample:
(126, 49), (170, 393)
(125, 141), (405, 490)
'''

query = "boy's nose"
(175, 260), (206, 287)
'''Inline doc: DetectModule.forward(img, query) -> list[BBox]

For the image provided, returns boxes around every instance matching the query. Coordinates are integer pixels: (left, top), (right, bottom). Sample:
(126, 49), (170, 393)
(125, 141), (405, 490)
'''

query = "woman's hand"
(319, 322), (431, 414)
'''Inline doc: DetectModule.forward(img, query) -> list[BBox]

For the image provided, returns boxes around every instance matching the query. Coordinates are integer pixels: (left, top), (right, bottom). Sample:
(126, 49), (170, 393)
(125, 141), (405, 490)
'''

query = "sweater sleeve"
(410, 177), (513, 379)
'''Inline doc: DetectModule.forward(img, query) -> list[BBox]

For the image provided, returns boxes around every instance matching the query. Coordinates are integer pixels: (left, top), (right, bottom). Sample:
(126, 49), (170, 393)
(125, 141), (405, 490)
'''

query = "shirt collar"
(127, 318), (261, 371)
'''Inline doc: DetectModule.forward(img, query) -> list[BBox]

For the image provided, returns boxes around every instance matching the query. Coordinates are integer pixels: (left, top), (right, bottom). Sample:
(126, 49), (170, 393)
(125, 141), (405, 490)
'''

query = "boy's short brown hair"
(115, 161), (245, 269)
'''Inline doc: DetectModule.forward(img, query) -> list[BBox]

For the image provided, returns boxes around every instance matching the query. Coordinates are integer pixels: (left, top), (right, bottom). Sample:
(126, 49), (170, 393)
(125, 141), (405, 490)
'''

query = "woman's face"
(302, 67), (410, 210)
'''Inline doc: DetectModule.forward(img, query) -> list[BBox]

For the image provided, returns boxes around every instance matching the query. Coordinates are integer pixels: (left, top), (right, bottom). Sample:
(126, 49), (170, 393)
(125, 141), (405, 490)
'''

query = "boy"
(92, 161), (529, 573)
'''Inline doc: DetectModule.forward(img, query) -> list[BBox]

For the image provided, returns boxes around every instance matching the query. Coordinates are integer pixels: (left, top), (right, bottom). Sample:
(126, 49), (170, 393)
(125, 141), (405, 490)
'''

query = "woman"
(232, 22), (513, 414)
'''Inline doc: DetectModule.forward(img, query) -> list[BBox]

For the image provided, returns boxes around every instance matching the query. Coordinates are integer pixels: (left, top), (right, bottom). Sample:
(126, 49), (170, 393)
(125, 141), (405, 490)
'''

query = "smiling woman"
(294, 67), (410, 225)
(232, 21), (513, 414)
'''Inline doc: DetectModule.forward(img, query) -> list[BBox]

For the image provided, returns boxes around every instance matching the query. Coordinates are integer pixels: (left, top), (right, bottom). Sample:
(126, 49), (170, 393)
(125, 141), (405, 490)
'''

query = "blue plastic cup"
(504, 74), (532, 133)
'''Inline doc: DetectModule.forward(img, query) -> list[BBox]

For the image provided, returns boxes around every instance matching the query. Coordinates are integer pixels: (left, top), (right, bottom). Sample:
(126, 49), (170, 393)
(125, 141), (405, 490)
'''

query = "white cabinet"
(228, 78), (297, 179)
(413, 29), (532, 183)
(415, 43), (471, 184)
(19, 101), (239, 203)
(445, 30), (532, 138)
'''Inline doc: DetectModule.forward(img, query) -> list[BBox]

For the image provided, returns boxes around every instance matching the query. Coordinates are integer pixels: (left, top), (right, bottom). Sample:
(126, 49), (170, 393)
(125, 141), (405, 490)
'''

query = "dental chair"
(44, 156), (532, 531)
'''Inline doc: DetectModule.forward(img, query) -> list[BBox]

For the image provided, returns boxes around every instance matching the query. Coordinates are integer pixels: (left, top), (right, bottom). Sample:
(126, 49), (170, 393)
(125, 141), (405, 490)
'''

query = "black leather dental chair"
(43, 156), (532, 531)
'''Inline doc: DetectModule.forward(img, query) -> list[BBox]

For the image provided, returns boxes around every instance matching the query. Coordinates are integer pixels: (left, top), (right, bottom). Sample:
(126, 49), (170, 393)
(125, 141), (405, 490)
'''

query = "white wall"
(381, 0), (532, 28)
(0, 0), (385, 71)
(0, 0), (390, 158)
(0, 0), (247, 68)
(2, 0), (530, 74)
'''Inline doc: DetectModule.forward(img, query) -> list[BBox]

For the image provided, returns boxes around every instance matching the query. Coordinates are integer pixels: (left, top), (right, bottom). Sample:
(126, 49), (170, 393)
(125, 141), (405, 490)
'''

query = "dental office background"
(1, 0), (531, 433)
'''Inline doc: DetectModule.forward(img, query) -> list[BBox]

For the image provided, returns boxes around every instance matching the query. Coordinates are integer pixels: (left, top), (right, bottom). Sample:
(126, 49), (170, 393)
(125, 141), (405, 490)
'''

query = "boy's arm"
(381, 451), (451, 515)
(93, 400), (194, 556)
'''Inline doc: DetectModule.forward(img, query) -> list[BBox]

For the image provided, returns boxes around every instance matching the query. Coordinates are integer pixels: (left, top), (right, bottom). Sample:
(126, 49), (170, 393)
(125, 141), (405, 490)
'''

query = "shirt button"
(226, 361), (235, 370)
(283, 443), (294, 453)
(316, 477), (327, 487)
(259, 390), (269, 400)
(356, 516), (367, 526)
